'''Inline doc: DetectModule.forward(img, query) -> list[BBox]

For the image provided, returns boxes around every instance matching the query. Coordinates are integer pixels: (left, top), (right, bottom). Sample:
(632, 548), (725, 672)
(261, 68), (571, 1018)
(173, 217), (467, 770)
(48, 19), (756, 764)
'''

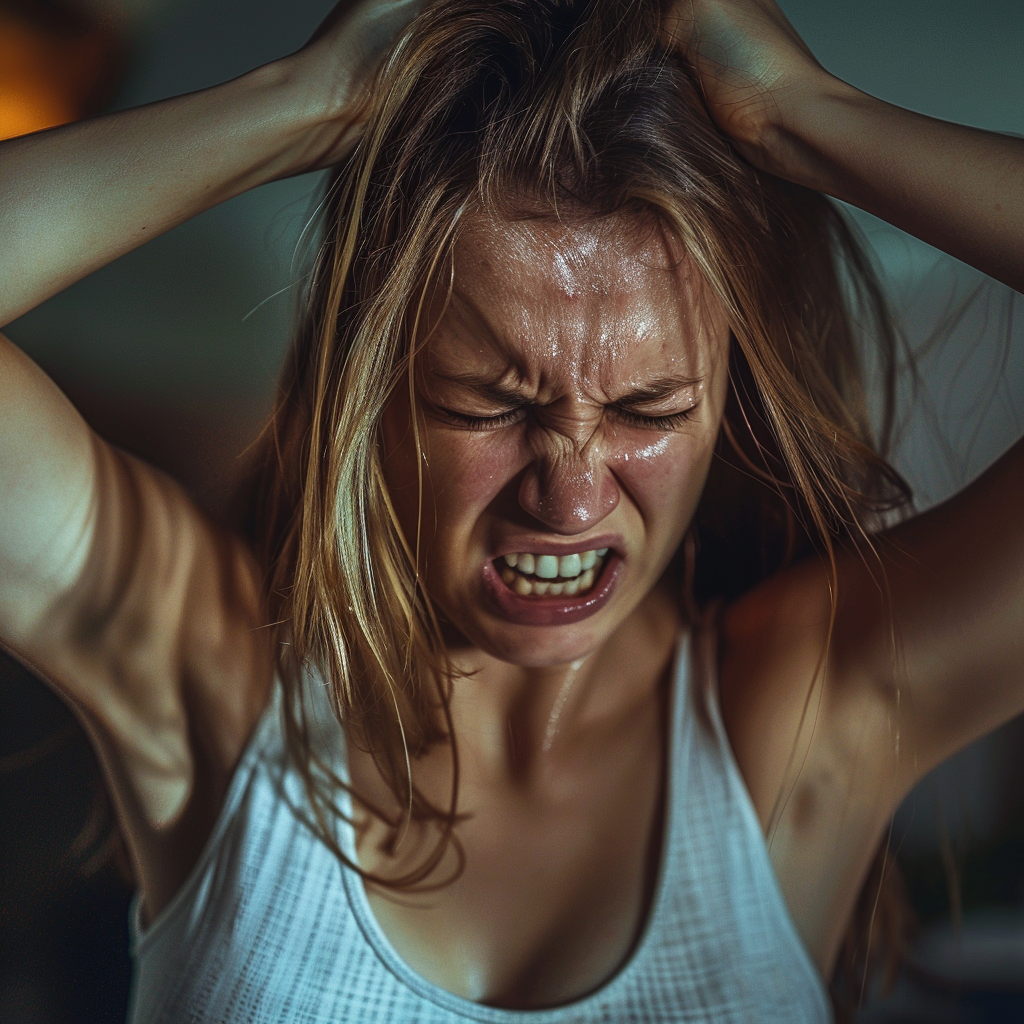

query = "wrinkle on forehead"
(461, 209), (690, 292)
(431, 209), (722, 397)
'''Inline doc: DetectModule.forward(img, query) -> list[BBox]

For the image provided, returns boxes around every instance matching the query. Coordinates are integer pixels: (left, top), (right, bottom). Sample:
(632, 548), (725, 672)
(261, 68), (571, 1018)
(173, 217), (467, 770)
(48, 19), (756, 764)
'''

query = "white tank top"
(127, 626), (832, 1023)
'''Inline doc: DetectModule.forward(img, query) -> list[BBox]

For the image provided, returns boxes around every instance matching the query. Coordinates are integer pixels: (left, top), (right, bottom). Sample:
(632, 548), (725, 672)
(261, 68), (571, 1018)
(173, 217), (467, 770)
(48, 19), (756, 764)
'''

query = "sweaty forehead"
(436, 210), (715, 384)
(454, 211), (694, 306)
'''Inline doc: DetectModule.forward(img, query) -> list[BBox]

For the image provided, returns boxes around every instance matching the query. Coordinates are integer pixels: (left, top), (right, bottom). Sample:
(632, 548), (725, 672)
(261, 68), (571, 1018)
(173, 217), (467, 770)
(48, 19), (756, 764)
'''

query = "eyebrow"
(431, 370), (526, 405)
(614, 375), (705, 406)
(432, 370), (704, 405)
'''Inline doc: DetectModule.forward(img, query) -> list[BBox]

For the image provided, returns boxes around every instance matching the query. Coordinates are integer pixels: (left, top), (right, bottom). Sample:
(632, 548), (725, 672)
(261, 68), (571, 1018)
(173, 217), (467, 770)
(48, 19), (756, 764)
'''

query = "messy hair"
(242, 0), (911, 1008)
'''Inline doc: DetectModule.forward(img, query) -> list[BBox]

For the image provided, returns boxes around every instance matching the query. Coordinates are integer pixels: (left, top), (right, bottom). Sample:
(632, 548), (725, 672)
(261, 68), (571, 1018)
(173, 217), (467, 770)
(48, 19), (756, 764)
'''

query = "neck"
(443, 584), (683, 783)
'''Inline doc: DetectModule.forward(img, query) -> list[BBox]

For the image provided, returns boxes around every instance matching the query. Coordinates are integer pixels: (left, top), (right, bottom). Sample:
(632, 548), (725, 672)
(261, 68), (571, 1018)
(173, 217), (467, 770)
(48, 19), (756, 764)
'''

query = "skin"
(2, 0), (1024, 1008)
(380, 213), (729, 671)
(351, 214), (728, 1003)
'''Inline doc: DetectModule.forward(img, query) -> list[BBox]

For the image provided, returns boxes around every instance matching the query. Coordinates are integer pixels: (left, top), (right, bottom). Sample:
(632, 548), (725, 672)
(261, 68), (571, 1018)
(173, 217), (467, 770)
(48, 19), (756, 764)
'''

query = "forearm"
(0, 56), (351, 327)
(765, 77), (1024, 294)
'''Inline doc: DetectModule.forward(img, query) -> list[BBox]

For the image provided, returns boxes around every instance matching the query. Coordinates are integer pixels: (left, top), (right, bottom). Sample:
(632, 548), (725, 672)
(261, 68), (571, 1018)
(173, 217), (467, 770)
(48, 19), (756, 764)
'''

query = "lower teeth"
(499, 564), (600, 597)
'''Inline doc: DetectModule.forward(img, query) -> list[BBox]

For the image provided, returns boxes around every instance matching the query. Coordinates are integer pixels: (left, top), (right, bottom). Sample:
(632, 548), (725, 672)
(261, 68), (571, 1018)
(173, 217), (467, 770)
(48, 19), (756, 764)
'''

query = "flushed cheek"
(420, 428), (526, 546)
(609, 435), (714, 541)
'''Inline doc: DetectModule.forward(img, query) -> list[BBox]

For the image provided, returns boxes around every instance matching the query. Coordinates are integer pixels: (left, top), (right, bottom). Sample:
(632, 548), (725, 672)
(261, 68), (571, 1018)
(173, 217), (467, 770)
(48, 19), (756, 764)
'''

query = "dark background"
(2, 0), (1024, 1021)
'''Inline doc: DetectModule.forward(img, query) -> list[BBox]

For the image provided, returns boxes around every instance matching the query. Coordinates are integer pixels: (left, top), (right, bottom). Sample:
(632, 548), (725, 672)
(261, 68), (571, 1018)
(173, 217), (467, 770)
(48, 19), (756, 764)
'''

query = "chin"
(468, 620), (612, 668)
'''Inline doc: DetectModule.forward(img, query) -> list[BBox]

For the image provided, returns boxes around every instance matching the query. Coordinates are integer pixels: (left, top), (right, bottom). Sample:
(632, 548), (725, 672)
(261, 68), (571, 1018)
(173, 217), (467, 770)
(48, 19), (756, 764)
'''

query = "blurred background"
(1, 0), (1023, 1020)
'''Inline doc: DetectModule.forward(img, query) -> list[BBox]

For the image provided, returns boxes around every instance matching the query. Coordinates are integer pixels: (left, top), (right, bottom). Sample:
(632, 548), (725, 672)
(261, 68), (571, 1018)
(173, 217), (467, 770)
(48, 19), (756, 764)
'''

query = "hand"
(662, 0), (834, 171)
(284, 0), (424, 170)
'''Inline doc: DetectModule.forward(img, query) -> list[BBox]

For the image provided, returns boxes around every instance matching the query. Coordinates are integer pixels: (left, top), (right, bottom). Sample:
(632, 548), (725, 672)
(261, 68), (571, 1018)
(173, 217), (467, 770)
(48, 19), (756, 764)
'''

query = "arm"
(668, 1), (1024, 779)
(665, 0), (1024, 294)
(767, 93), (1024, 296)
(0, 0), (420, 897)
(1, 0), (422, 668)
(0, 0), (422, 326)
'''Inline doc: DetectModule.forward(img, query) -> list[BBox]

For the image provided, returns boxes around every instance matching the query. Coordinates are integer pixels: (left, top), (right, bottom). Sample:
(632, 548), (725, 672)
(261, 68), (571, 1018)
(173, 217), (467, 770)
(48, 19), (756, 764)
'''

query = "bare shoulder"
(1, 331), (271, 910)
(11, 433), (271, 900)
(719, 551), (906, 807)
(719, 559), (834, 827)
(717, 557), (904, 969)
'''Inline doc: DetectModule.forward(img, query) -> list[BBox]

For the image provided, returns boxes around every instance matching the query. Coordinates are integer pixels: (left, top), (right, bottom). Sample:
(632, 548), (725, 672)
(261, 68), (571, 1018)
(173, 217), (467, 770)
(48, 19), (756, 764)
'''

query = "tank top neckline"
(128, 622), (832, 1021)
(334, 632), (691, 1022)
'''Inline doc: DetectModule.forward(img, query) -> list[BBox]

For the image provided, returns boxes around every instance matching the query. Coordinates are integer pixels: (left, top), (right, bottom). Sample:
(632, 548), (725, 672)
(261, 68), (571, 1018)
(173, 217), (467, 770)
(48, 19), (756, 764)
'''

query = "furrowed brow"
(616, 375), (705, 406)
(432, 369), (526, 404)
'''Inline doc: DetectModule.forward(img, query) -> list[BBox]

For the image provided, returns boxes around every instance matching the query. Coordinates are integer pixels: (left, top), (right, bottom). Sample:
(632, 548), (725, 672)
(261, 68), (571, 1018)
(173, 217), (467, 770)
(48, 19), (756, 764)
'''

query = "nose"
(517, 431), (620, 534)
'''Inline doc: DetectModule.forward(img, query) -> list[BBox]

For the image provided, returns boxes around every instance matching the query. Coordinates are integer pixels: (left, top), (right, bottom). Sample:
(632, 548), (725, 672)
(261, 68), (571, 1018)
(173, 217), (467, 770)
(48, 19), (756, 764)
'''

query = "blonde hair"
(240, 0), (911, 999)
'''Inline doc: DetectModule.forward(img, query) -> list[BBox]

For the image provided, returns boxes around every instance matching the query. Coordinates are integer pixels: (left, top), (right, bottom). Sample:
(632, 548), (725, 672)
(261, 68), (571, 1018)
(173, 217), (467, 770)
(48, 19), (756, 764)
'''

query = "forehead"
(428, 211), (719, 385)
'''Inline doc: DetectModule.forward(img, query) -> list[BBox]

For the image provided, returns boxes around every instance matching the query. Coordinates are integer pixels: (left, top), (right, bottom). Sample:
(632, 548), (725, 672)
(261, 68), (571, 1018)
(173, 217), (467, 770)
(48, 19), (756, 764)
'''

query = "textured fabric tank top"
(127, 626), (832, 1023)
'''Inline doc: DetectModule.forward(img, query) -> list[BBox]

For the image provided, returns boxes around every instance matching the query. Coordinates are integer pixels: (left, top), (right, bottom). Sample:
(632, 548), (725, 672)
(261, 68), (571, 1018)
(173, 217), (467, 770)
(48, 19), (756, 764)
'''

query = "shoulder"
(716, 557), (904, 968)
(16, 439), (272, 833)
(717, 556), (898, 827)
(0, 333), (272, 854)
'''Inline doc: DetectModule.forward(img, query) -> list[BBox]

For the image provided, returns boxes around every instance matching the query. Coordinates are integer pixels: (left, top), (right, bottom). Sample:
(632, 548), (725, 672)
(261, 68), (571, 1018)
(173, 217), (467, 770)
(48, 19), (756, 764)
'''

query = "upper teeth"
(502, 548), (608, 580)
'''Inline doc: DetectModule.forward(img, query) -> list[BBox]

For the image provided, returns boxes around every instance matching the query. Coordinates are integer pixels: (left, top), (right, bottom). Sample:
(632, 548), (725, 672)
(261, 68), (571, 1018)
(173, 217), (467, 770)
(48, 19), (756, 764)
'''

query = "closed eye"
(436, 403), (699, 431)
(436, 405), (527, 430)
(612, 405), (698, 430)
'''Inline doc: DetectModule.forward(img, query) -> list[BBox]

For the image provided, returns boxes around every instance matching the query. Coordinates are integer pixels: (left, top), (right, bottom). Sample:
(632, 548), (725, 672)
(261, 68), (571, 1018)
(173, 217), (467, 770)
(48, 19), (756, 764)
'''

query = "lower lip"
(481, 555), (623, 627)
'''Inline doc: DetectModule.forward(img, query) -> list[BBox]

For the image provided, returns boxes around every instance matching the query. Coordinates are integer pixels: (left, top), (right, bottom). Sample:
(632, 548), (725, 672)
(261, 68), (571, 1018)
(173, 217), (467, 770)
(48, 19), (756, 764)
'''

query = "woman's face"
(381, 211), (730, 667)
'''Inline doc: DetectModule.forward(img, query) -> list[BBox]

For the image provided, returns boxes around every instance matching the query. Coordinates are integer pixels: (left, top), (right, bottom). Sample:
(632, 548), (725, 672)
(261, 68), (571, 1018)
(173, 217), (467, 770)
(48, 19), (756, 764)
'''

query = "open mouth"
(482, 544), (622, 626)
(494, 548), (610, 598)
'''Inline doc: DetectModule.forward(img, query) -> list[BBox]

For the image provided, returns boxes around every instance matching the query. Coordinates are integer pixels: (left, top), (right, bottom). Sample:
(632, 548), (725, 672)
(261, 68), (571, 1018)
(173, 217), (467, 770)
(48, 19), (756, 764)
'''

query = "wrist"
(755, 75), (874, 196)
(241, 54), (364, 180)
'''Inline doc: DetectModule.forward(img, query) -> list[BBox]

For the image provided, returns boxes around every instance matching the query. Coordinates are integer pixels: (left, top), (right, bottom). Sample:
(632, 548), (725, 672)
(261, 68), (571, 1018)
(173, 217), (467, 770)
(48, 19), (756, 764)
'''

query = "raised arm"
(1, 0), (423, 660)
(665, 0), (1024, 294)
(0, 0), (421, 906)
(0, 0), (421, 326)
(667, 0), (1024, 784)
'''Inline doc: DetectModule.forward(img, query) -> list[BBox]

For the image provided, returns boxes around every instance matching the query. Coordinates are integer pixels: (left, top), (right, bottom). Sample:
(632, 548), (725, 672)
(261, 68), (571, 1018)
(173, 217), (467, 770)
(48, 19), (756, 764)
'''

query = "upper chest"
(350, 684), (669, 1009)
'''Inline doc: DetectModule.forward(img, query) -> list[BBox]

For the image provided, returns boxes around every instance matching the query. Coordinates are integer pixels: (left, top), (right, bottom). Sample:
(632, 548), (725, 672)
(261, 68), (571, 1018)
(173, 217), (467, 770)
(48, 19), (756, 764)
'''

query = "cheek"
(384, 410), (528, 553)
(609, 432), (716, 537)
(428, 433), (509, 509)
(425, 430), (530, 555)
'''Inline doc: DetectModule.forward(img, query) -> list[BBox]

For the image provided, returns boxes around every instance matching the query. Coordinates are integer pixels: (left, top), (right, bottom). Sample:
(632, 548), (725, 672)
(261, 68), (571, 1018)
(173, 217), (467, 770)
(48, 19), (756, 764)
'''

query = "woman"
(1, 0), (1021, 1020)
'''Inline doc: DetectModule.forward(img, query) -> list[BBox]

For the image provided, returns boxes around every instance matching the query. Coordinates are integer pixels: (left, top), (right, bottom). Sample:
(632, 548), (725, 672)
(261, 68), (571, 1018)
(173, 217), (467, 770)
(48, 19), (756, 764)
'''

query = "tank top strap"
(664, 605), (833, 1021)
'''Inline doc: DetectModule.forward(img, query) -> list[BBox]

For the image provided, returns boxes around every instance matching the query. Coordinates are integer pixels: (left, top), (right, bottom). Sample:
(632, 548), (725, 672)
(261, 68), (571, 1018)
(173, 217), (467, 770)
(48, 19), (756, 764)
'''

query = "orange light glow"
(0, 9), (122, 140)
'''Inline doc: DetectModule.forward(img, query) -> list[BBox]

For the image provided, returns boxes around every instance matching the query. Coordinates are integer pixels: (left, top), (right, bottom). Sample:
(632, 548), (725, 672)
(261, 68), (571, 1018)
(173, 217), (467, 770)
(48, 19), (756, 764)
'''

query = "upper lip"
(491, 534), (623, 560)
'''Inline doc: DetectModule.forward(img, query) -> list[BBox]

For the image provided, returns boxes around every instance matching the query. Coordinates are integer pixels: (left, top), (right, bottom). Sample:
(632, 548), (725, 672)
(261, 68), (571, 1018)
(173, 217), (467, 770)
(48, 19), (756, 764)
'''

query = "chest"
(354, 708), (668, 1008)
